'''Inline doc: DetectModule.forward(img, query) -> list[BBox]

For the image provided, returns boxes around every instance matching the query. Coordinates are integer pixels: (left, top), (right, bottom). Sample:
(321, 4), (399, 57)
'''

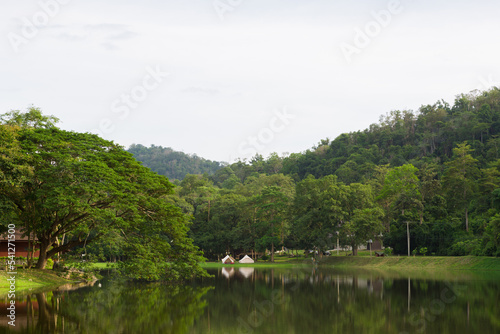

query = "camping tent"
(238, 255), (254, 264)
(221, 255), (235, 264)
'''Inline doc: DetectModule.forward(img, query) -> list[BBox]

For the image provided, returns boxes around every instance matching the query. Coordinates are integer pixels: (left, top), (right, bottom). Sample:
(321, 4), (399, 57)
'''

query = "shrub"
(419, 247), (428, 256)
(449, 239), (482, 256)
(46, 258), (54, 270)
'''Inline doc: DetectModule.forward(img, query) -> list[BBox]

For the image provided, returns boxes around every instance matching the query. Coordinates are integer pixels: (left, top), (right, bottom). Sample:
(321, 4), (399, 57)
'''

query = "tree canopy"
(177, 88), (500, 258)
(5, 87), (500, 266)
(0, 107), (208, 281)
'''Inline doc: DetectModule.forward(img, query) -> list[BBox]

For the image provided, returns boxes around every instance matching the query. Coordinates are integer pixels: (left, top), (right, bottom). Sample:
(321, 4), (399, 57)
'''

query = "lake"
(1, 266), (499, 333)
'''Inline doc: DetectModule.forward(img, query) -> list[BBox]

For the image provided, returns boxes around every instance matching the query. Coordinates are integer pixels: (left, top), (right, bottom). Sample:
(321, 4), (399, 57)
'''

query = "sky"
(1, 0), (499, 163)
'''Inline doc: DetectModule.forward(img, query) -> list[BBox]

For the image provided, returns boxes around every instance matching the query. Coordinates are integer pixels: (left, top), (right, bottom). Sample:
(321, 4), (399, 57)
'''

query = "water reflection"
(0, 274), (212, 334)
(0, 267), (498, 334)
(221, 267), (255, 280)
(221, 267), (235, 279)
(192, 267), (500, 334)
(238, 267), (254, 279)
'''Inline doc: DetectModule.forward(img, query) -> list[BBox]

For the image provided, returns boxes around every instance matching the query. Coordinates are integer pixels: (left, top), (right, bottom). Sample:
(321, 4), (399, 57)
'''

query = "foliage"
(181, 88), (500, 258)
(0, 107), (208, 281)
(6, 87), (500, 264)
(418, 247), (428, 256)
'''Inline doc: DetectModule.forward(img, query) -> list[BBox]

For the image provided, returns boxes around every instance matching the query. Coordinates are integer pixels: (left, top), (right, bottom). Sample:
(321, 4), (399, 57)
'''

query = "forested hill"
(129, 88), (500, 184)
(226, 88), (500, 184)
(180, 87), (500, 259)
(127, 144), (223, 180)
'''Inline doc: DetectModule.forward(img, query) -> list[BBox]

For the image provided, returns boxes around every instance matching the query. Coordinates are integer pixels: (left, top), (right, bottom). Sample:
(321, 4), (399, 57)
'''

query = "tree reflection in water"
(189, 267), (500, 334)
(1, 268), (499, 334)
(0, 278), (212, 334)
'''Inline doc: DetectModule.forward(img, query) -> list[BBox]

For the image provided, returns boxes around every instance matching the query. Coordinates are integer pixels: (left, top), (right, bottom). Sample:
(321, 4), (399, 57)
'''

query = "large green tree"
(0, 108), (207, 280)
(254, 186), (289, 262)
(339, 183), (384, 255)
(378, 164), (422, 256)
(442, 142), (479, 232)
(291, 175), (346, 253)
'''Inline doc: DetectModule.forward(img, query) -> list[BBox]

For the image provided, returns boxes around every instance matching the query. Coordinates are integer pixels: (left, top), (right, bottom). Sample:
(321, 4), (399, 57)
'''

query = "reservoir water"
(1, 266), (499, 333)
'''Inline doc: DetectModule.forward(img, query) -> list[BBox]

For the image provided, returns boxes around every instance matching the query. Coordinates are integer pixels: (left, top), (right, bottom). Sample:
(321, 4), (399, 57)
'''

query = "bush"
(449, 239), (482, 256)
(419, 247), (428, 256)
(384, 248), (393, 256)
(260, 255), (269, 261)
(46, 258), (54, 270)
(0, 256), (54, 269)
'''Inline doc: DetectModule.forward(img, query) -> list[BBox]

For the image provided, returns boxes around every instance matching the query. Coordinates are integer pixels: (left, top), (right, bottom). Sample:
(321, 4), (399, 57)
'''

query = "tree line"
(168, 88), (500, 259)
(2, 87), (499, 272)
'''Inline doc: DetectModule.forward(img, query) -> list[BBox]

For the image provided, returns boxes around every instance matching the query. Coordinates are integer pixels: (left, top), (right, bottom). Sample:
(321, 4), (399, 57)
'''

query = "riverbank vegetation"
(201, 254), (500, 271)
(2, 88), (500, 281)
(0, 108), (208, 281)
(0, 269), (71, 291)
(126, 88), (500, 260)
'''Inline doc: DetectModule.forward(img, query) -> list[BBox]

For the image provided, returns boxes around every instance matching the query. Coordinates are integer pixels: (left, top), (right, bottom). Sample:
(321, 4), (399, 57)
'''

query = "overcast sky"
(1, 0), (499, 163)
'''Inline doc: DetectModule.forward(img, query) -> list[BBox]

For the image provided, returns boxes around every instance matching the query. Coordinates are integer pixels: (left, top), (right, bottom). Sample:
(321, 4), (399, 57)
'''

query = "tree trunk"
(59, 233), (66, 262)
(270, 219), (274, 262)
(207, 199), (211, 222)
(352, 244), (358, 256)
(27, 231), (32, 268)
(271, 241), (274, 262)
(465, 207), (469, 232)
(36, 240), (50, 269)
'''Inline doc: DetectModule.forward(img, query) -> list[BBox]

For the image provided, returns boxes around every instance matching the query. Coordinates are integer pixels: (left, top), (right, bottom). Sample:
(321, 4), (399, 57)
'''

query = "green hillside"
(178, 88), (500, 260)
(127, 144), (223, 181)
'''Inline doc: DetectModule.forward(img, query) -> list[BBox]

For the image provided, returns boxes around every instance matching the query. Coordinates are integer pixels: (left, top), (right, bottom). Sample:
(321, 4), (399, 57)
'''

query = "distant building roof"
(0, 228), (37, 241)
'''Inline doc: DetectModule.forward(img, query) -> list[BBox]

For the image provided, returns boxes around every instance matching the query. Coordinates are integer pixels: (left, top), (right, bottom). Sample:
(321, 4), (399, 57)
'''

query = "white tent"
(238, 255), (254, 264)
(221, 255), (235, 264)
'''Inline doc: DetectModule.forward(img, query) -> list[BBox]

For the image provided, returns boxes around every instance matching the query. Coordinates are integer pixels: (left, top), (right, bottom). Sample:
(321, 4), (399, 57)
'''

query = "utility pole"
(407, 221), (410, 257)
(336, 225), (341, 256)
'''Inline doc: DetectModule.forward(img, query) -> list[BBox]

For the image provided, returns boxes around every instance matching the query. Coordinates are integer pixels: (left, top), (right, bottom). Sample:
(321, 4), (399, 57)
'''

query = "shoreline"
(318, 255), (500, 270)
(0, 269), (77, 295)
(201, 255), (500, 271)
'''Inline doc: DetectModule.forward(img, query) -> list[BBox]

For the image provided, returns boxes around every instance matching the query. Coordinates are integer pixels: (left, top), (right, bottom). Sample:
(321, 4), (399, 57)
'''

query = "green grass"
(0, 269), (74, 294)
(0, 263), (116, 295)
(202, 255), (500, 271)
(87, 262), (118, 269)
(318, 255), (500, 270)
(200, 255), (309, 269)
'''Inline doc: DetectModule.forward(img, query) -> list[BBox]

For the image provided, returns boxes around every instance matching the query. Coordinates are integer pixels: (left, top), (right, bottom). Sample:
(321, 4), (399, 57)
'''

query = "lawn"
(0, 269), (73, 294)
(201, 254), (500, 271)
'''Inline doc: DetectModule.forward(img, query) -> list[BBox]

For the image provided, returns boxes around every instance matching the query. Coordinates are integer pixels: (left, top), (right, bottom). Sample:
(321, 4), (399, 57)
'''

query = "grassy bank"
(317, 255), (500, 270)
(202, 255), (500, 271)
(0, 269), (73, 293)
(201, 260), (304, 269)
(201, 255), (310, 269)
